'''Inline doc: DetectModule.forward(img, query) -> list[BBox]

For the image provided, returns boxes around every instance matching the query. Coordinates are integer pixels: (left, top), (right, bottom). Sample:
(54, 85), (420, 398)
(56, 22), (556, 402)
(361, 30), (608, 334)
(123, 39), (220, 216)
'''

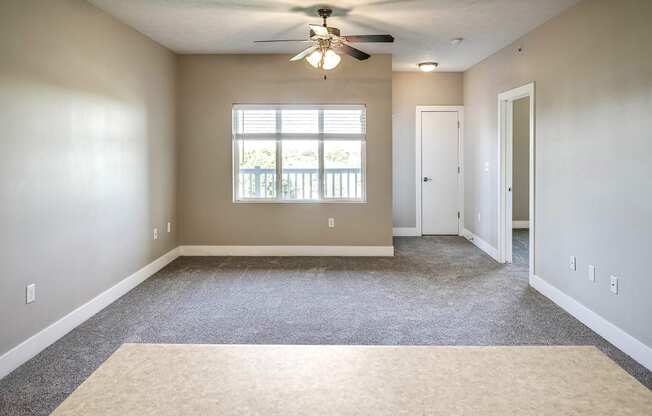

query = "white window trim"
(232, 104), (367, 204)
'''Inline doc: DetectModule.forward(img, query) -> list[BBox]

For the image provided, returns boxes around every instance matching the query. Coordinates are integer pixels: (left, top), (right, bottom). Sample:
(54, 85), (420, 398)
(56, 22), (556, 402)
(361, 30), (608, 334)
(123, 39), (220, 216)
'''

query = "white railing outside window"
(233, 104), (366, 202)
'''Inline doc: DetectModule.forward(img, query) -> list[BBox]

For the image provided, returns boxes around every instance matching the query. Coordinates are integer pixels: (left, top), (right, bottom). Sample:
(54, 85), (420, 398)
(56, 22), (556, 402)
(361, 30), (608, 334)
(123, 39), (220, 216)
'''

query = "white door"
(421, 111), (460, 235)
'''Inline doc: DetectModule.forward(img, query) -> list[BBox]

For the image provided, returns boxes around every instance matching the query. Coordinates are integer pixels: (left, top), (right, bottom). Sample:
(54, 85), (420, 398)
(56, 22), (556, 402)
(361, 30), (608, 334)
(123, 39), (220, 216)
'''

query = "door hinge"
(457, 166), (461, 174)
(457, 121), (460, 129)
(457, 212), (460, 219)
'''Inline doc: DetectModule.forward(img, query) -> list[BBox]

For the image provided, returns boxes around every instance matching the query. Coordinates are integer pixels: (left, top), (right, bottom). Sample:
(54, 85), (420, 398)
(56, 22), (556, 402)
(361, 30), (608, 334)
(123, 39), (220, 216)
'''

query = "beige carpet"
(52, 344), (652, 415)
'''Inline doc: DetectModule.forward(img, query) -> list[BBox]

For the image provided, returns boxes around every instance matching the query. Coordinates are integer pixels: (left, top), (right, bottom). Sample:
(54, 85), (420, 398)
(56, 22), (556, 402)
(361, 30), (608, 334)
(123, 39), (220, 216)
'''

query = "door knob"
(423, 177), (431, 182)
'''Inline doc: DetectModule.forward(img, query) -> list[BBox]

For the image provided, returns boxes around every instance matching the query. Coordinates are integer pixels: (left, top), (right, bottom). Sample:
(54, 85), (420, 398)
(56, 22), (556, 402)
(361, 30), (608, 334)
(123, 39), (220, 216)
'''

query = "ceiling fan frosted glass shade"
(306, 49), (341, 70)
(306, 50), (322, 68)
(322, 49), (341, 70)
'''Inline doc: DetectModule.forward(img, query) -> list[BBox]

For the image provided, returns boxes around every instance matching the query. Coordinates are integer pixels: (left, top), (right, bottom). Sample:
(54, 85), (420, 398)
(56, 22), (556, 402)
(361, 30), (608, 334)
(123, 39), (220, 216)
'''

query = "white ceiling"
(89, 0), (578, 71)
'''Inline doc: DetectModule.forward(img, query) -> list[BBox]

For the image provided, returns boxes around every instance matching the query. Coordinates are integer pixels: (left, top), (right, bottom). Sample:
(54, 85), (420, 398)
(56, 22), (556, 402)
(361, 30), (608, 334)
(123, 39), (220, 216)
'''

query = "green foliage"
(325, 148), (352, 164)
(240, 142), (275, 168)
(239, 140), (361, 170)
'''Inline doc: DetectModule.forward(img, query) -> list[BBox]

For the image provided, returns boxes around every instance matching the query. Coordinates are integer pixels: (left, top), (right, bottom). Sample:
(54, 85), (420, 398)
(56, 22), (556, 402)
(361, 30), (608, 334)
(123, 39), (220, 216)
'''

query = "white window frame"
(232, 104), (367, 204)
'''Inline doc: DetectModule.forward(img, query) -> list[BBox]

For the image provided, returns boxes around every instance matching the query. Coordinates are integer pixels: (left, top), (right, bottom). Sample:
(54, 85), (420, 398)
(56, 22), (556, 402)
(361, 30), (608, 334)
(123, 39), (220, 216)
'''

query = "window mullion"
(233, 139), (240, 201)
(275, 109), (282, 200)
(233, 110), (240, 201)
(318, 109), (325, 200)
(361, 140), (367, 201)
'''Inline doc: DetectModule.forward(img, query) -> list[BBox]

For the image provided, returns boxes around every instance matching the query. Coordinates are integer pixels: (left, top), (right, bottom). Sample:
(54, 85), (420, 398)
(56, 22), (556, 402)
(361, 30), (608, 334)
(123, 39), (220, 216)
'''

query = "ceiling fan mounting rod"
(318, 8), (332, 27)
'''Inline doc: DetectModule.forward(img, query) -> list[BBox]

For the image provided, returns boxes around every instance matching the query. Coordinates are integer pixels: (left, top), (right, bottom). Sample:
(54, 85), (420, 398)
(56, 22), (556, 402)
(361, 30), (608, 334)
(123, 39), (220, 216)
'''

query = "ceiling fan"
(254, 8), (394, 71)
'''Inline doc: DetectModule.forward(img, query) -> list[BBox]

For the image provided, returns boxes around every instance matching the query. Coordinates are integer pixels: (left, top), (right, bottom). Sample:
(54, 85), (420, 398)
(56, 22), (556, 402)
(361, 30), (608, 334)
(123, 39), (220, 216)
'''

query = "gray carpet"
(512, 229), (529, 268)
(1, 235), (650, 415)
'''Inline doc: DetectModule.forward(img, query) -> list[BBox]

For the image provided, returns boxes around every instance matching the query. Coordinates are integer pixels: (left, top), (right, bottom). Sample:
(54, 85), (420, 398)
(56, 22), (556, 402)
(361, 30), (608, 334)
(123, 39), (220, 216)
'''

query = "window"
(233, 104), (366, 202)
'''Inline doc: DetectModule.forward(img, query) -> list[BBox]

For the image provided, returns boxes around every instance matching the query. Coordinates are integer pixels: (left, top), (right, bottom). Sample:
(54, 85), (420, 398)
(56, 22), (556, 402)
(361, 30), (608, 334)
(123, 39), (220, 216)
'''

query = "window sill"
(233, 199), (367, 204)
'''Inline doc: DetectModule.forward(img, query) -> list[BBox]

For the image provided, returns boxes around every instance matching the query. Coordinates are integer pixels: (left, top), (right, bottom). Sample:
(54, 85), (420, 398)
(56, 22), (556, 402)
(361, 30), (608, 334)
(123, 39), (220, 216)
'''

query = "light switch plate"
(26, 284), (36, 304)
(588, 265), (595, 282)
(610, 275), (619, 294)
(569, 256), (576, 271)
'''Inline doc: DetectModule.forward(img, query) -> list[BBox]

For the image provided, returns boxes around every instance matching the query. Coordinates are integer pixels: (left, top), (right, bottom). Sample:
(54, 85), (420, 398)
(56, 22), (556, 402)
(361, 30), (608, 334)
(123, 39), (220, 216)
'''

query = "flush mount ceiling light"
(450, 37), (464, 46)
(254, 8), (394, 73)
(418, 62), (439, 72)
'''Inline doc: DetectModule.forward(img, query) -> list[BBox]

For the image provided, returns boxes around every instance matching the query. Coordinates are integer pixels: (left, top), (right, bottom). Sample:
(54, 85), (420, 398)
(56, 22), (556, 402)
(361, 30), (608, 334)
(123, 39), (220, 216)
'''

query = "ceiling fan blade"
(309, 24), (329, 38)
(358, 0), (418, 6)
(344, 34), (394, 43)
(336, 44), (371, 61)
(254, 39), (311, 43)
(290, 45), (318, 61)
(203, 0), (297, 11)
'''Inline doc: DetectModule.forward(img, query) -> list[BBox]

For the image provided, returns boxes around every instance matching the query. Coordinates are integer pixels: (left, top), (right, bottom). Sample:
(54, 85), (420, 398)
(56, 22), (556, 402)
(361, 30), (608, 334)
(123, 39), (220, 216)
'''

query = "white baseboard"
(1, 242), (397, 380)
(392, 227), (419, 237)
(530, 274), (652, 371)
(179, 245), (394, 257)
(0, 248), (180, 380)
(512, 220), (529, 229)
(462, 228), (499, 261)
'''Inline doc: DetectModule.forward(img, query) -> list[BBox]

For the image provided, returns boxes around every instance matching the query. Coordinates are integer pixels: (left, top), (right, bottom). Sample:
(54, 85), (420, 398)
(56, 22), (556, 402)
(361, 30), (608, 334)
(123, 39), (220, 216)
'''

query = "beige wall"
(0, 0), (177, 355)
(512, 97), (530, 222)
(177, 55), (393, 246)
(464, 0), (652, 346)
(391, 72), (463, 228)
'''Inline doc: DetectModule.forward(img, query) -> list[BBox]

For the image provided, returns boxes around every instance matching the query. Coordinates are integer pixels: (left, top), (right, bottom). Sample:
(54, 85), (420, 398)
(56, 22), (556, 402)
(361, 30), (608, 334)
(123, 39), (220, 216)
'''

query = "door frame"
(415, 106), (464, 236)
(497, 83), (535, 280)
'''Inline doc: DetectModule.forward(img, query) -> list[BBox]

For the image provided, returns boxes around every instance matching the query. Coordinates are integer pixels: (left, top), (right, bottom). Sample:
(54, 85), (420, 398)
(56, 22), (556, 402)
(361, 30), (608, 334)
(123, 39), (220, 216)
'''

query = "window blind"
(233, 104), (366, 141)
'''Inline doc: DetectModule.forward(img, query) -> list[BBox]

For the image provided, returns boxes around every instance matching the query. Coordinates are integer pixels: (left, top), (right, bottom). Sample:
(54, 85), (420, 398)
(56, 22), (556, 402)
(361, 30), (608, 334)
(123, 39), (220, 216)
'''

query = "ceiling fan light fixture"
(418, 62), (438, 72)
(322, 49), (341, 70)
(306, 48), (341, 70)
(306, 50), (322, 68)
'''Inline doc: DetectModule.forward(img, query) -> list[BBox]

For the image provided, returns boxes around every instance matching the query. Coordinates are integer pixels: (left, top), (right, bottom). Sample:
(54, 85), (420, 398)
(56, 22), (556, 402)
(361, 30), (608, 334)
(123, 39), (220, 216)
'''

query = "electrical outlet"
(153, 228), (158, 240)
(569, 256), (576, 271)
(610, 276), (619, 294)
(26, 284), (36, 304)
(328, 218), (335, 228)
(588, 265), (595, 282)
(167, 222), (171, 233)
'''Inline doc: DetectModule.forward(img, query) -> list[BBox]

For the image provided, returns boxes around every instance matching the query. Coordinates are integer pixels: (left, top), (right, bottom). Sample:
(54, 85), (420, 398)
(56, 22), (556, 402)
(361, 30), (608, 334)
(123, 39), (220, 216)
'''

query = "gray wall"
(512, 97), (530, 222)
(463, 0), (652, 346)
(0, 0), (178, 356)
(391, 72), (463, 228)
(177, 55), (393, 246)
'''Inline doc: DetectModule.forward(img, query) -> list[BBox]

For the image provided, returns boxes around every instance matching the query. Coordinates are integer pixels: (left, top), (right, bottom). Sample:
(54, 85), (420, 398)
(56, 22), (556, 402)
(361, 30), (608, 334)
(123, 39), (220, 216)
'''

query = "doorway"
(497, 83), (535, 280)
(415, 106), (464, 236)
